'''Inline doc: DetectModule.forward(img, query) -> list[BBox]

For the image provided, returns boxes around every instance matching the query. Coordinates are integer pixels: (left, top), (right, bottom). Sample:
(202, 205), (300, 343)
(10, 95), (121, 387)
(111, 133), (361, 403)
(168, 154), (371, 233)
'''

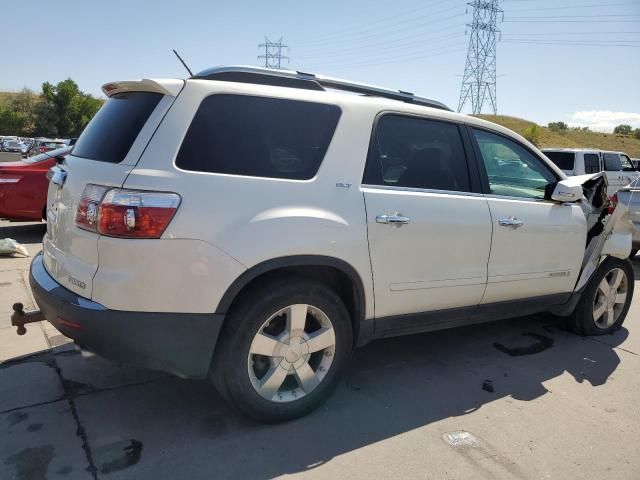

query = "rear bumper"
(29, 252), (224, 378)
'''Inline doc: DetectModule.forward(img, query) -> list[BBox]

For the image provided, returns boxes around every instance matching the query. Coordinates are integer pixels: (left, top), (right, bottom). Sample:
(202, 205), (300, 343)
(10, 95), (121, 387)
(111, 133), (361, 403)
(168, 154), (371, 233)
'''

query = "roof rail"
(192, 65), (451, 111)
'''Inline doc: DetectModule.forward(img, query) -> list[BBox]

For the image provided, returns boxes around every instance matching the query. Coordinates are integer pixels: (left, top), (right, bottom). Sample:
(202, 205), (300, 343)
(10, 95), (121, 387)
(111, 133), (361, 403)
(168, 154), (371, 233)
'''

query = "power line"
(295, 32), (464, 63)
(295, 22), (463, 58)
(508, 1), (639, 12)
(296, 0), (462, 46)
(504, 19), (640, 22)
(458, 0), (503, 115)
(502, 39), (640, 47)
(258, 37), (289, 69)
(308, 45), (468, 71)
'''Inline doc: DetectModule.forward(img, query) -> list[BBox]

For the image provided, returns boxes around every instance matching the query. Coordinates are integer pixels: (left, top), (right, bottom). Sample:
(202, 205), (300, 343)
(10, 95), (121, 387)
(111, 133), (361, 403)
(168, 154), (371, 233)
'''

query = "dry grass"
(477, 115), (640, 158)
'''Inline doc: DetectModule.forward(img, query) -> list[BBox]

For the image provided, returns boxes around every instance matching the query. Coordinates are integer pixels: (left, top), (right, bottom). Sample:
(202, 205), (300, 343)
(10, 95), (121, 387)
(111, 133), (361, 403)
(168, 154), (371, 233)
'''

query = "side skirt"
(372, 293), (574, 339)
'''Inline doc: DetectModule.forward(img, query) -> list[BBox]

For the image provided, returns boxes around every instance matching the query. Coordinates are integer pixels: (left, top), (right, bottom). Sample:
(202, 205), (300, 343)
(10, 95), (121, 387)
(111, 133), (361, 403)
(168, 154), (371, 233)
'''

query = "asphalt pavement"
(1, 220), (639, 479)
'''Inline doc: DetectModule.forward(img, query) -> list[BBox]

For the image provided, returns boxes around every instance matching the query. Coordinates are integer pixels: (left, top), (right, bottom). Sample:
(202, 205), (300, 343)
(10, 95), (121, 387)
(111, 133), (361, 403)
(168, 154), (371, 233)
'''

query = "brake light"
(76, 184), (109, 232)
(608, 193), (618, 215)
(74, 185), (180, 238)
(98, 189), (180, 238)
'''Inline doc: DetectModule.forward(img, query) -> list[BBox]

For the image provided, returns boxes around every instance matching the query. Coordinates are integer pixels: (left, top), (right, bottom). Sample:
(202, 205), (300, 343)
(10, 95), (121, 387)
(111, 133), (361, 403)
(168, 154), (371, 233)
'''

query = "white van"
(542, 148), (640, 196)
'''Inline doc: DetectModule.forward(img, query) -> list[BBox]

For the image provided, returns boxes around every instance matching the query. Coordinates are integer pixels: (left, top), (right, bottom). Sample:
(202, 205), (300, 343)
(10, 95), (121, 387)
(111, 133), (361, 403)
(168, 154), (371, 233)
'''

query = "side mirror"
(550, 179), (583, 203)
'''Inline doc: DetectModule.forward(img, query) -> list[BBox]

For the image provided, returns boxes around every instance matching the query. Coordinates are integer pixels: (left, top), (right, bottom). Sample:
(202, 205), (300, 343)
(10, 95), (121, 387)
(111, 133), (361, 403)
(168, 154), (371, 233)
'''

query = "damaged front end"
(570, 173), (633, 292)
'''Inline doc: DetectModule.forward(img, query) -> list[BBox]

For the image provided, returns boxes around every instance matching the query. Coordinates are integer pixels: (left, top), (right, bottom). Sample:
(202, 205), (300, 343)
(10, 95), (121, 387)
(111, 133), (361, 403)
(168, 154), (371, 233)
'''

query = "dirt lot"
(1, 220), (639, 480)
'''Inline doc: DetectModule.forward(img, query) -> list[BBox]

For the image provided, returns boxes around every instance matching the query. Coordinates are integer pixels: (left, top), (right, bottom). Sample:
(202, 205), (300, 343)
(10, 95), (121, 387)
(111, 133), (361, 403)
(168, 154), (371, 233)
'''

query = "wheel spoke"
(295, 361), (320, 393)
(287, 304), (308, 335)
(593, 300), (607, 320)
(598, 278), (609, 295)
(610, 269), (624, 289)
(250, 333), (286, 357)
(615, 293), (627, 304)
(606, 305), (615, 327)
(258, 365), (289, 400)
(306, 327), (335, 353)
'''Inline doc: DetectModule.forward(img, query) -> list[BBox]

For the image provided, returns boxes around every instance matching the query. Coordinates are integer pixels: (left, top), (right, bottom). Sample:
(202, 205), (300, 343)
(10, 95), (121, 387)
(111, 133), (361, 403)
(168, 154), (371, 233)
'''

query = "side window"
(584, 153), (601, 174)
(176, 95), (341, 180)
(603, 153), (622, 171)
(620, 154), (635, 171)
(543, 151), (574, 170)
(363, 115), (470, 192)
(472, 129), (557, 199)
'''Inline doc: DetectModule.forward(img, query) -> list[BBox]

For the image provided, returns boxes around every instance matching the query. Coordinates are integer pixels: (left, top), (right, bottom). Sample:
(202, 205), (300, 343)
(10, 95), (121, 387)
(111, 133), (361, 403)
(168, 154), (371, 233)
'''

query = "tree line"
(0, 79), (104, 138)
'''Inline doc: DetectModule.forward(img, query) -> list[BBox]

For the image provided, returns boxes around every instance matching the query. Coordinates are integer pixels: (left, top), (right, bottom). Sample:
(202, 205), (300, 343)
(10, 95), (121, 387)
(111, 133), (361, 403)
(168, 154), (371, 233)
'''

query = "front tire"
(211, 277), (353, 423)
(567, 257), (634, 336)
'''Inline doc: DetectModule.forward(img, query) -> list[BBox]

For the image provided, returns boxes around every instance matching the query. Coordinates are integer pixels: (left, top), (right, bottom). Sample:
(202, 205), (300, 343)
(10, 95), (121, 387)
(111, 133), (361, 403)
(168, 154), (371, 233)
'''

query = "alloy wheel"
(247, 304), (336, 403)
(592, 267), (628, 329)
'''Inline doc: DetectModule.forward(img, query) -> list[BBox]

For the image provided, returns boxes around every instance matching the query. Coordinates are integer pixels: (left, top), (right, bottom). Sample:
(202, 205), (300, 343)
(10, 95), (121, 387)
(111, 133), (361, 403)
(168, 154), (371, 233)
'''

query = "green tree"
(548, 121), (568, 132)
(36, 79), (103, 137)
(613, 124), (633, 135)
(523, 124), (541, 146)
(0, 89), (41, 136)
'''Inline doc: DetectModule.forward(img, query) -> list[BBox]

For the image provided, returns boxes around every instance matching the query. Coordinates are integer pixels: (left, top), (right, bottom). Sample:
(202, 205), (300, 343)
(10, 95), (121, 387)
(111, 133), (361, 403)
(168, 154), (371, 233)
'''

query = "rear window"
(584, 153), (600, 173)
(544, 151), (574, 170)
(176, 94), (341, 180)
(72, 92), (162, 163)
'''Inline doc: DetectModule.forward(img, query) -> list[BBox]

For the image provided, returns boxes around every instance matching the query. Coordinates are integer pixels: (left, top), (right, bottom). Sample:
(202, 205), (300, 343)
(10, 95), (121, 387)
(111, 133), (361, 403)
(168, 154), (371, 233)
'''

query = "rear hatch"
(44, 79), (184, 297)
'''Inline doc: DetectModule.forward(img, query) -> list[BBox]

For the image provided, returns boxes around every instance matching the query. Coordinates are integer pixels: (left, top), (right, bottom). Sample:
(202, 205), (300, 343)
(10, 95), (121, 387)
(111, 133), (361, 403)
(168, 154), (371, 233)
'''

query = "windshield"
(23, 146), (72, 163)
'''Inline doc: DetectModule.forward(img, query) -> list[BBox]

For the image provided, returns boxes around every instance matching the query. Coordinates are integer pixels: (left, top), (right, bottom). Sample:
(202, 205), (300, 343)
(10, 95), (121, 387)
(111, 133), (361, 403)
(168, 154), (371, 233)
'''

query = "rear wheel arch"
(215, 256), (366, 344)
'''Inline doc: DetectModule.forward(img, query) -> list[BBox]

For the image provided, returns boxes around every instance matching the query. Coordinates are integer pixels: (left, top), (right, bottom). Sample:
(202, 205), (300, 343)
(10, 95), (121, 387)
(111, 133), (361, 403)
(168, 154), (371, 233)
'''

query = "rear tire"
(566, 257), (634, 336)
(210, 276), (353, 423)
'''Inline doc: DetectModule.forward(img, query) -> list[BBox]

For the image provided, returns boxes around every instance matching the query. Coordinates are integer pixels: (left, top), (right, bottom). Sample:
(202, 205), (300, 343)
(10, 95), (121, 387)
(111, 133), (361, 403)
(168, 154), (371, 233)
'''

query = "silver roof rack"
(192, 65), (451, 111)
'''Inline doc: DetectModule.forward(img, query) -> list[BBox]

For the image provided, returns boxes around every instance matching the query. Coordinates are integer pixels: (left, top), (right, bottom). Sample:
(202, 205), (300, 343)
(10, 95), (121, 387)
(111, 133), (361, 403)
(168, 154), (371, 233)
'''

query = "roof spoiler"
(101, 79), (184, 98)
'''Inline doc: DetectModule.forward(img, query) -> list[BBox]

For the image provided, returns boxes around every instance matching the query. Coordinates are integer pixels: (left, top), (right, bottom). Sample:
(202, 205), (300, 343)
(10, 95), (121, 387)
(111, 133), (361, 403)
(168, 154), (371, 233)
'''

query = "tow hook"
(11, 302), (45, 335)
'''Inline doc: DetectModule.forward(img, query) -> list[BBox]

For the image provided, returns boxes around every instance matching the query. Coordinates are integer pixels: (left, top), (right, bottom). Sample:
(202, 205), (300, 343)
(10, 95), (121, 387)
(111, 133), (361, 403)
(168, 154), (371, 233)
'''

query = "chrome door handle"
(376, 214), (410, 225)
(499, 216), (524, 228)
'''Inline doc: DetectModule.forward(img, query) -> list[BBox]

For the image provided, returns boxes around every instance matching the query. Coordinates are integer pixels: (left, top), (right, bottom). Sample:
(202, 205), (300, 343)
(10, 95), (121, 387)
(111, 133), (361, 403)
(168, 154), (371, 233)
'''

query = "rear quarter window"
(175, 94), (341, 180)
(72, 92), (162, 163)
(543, 151), (574, 171)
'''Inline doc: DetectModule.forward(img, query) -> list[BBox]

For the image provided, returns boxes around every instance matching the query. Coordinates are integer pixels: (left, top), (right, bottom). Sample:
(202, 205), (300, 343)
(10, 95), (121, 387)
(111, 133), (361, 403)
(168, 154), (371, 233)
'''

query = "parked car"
(542, 148), (640, 196)
(29, 138), (66, 156)
(0, 146), (71, 221)
(2, 140), (22, 153)
(616, 179), (640, 258)
(28, 67), (634, 422)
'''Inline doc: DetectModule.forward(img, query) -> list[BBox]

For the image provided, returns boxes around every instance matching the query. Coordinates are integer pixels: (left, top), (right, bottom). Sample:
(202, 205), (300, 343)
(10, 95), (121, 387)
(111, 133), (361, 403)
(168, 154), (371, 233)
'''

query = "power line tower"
(457, 1), (503, 115)
(258, 37), (289, 69)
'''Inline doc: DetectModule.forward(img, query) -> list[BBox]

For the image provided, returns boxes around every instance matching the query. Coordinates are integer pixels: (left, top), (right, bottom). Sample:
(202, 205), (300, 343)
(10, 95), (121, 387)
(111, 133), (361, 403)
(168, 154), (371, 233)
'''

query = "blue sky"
(2, 0), (639, 131)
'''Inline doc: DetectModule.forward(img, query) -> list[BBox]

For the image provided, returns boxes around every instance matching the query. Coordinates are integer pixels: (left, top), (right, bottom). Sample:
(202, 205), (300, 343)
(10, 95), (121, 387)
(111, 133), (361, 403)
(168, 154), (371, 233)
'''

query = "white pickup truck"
(543, 149), (640, 197)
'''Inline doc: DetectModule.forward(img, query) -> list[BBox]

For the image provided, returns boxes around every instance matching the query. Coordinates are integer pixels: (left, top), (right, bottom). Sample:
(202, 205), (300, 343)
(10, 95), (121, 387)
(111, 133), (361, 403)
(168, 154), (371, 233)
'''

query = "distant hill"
(477, 115), (640, 158)
(0, 91), (18, 105)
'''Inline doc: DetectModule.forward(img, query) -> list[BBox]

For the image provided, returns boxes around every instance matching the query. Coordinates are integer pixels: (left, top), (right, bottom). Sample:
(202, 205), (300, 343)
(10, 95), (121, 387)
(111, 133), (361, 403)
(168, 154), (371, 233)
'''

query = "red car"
(0, 146), (71, 221)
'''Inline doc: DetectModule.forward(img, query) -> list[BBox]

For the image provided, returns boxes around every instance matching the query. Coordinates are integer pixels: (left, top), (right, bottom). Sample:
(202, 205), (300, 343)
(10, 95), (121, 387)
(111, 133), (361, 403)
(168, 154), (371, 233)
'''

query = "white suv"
(29, 66), (634, 422)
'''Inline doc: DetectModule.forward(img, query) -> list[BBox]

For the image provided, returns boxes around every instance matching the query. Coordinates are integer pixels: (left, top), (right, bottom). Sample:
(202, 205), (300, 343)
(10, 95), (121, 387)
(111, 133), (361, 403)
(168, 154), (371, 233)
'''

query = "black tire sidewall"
(574, 257), (634, 336)
(212, 277), (353, 423)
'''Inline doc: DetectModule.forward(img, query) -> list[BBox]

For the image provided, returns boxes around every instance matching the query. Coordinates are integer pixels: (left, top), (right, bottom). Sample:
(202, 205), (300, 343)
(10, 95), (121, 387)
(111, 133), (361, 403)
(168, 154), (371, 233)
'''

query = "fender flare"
(214, 255), (367, 323)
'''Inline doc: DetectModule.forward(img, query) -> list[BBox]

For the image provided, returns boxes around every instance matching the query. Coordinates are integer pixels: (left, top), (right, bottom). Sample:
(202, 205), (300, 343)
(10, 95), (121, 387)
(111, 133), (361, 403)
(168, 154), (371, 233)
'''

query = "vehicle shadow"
(62, 313), (629, 479)
(0, 222), (46, 246)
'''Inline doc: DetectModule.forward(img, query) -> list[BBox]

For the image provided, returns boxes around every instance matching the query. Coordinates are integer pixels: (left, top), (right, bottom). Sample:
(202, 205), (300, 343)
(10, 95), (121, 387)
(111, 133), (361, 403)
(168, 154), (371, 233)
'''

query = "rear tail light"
(608, 193), (618, 215)
(75, 184), (180, 238)
(76, 184), (109, 232)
